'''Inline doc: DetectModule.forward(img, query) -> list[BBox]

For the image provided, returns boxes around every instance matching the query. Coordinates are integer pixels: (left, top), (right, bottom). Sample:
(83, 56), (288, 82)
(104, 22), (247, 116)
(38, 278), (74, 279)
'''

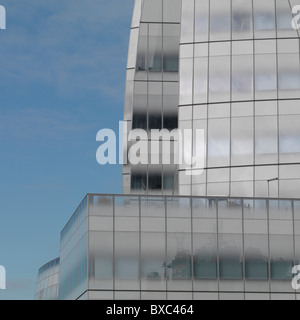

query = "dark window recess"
(136, 52), (147, 71)
(148, 174), (162, 190)
(270, 260), (294, 280)
(132, 113), (147, 130)
(245, 258), (269, 280)
(163, 55), (179, 72)
(131, 173), (147, 190)
(149, 55), (162, 72)
(163, 174), (174, 190)
(149, 113), (162, 130)
(163, 114), (178, 130)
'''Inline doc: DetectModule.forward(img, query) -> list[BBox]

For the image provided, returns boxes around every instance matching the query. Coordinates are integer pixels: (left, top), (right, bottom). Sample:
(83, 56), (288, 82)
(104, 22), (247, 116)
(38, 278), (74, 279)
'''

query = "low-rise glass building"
(53, 194), (300, 300)
(35, 258), (60, 300)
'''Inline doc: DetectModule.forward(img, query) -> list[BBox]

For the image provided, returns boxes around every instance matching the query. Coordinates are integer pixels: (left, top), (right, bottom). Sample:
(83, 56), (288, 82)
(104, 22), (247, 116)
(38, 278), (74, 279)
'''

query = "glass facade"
(124, 0), (300, 199)
(179, 0), (300, 199)
(36, 0), (300, 300)
(35, 258), (60, 300)
(123, 0), (181, 195)
(58, 197), (88, 300)
(50, 194), (300, 300)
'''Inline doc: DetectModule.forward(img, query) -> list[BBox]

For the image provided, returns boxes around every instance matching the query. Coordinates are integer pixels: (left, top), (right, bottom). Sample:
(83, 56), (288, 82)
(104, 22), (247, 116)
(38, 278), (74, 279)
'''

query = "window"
(232, 0), (253, 39)
(163, 173), (174, 190)
(131, 173), (147, 190)
(163, 114), (178, 130)
(148, 173), (162, 190)
(255, 53), (277, 100)
(210, 0), (231, 41)
(253, 0), (275, 38)
(132, 113), (147, 130)
(149, 113), (162, 130)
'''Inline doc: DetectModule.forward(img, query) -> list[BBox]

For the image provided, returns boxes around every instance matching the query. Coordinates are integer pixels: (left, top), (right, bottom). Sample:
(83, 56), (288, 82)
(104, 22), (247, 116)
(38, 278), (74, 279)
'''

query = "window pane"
(88, 195), (113, 216)
(278, 40), (300, 99)
(148, 24), (163, 77)
(244, 235), (269, 280)
(115, 232), (140, 290)
(193, 234), (217, 279)
(208, 118), (230, 167)
(179, 58), (193, 105)
(270, 236), (294, 280)
(232, 54), (253, 101)
(209, 55), (231, 103)
(141, 233), (166, 290)
(253, 0), (275, 38)
(219, 234), (243, 280)
(295, 201), (300, 266)
(276, 0), (298, 37)
(148, 173), (162, 190)
(166, 198), (192, 290)
(279, 115), (300, 163)
(131, 171), (147, 191)
(243, 200), (269, 293)
(142, 0), (162, 22)
(232, 0), (253, 40)
(255, 116), (278, 164)
(210, 0), (231, 41)
(163, 27), (179, 72)
(231, 117), (254, 165)
(269, 201), (294, 292)
(163, 0), (181, 23)
(89, 232), (113, 290)
(192, 198), (217, 290)
(255, 53), (277, 100)
(195, 0), (209, 42)
(180, 0), (194, 43)
(218, 200), (243, 289)
(136, 26), (148, 74)
(194, 57), (208, 104)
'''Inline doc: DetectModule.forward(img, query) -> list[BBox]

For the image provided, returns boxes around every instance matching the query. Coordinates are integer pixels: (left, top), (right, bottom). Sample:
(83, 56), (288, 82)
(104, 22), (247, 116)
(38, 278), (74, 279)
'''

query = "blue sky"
(0, 0), (134, 299)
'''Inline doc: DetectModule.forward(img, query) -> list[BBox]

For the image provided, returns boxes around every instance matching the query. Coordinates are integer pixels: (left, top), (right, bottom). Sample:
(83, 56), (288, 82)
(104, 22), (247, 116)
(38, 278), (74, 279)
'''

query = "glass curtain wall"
(57, 194), (299, 300)
(58, 197), (88, 300)
(123, 0), (182, 196)
(35, 258), (60, 300)
(179, 0), (300, 199)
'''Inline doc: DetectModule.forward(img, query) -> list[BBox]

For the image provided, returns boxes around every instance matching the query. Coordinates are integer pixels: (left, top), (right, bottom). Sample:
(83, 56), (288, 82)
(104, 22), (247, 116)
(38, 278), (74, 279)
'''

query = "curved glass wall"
(35, 258), (60, 300)
(123, 0), (182, 195)
(179, 0), (300, 199)
(58, 196), (88, 300)
(36, 0), (300, 301)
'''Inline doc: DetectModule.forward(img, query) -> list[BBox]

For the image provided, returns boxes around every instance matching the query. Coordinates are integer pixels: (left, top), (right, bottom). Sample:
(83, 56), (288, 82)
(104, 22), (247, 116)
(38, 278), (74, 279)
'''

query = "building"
(178, 0), (300, 199)
(54, 194), (299, 300)
(36, 0), (300, 300)
(35, 258), (60, 300)
(122, 0), (182, 195)
(123, 0), (300, 199)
